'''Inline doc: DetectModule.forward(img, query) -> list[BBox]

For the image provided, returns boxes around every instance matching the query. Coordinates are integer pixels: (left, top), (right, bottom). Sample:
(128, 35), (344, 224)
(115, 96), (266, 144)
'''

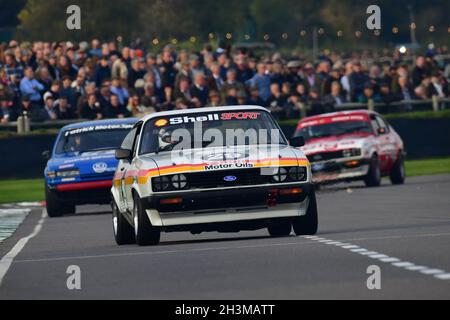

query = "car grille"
(187, 168), (271, 189)
(308, 151), (344, 163)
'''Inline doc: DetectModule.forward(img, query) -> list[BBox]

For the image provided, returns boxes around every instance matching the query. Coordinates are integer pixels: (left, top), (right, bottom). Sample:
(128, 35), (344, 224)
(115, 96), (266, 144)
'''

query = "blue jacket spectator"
(20, 67), (44, 103)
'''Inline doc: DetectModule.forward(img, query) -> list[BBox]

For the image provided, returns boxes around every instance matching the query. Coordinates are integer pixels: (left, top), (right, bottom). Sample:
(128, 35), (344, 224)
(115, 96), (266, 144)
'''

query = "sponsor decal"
(205, 162), (254, 171)
(300, 114), (369, 128)
(168, 112), (261, 125)
(93, 162), (108, 173)
(202, 151), (249, 162)
(155, 119), (168, 127)
(65, 123), (134, 136)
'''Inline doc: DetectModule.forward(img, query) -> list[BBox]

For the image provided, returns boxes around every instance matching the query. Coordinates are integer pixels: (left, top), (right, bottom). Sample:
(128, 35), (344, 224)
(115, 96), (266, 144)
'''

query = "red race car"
(294, 110), (406, 187)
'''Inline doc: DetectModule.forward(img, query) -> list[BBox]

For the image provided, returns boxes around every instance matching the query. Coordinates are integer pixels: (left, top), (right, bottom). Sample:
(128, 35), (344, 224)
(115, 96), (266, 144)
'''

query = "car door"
(124, 124), (143, 212)
(370, 114), (393, 173)
(376, 116), (397, 171)
(117, 127), (139, 213)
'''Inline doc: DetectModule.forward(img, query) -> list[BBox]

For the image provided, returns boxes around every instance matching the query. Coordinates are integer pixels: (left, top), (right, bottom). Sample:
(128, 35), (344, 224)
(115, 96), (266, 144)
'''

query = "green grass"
(0, 179), (45, 204)
(405, 157), (450, 177)
(0, 158), (449, 204)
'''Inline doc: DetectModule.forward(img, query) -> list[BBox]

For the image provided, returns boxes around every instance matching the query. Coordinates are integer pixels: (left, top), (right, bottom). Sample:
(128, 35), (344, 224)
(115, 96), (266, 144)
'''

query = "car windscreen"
(139, 110), (287, 155)
(55, 126), (132, 154)
(295, 120), (372, 142)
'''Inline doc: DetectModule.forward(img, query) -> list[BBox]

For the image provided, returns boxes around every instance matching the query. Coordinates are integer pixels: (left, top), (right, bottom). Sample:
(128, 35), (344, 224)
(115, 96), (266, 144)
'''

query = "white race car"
(111, 106), (318, 246)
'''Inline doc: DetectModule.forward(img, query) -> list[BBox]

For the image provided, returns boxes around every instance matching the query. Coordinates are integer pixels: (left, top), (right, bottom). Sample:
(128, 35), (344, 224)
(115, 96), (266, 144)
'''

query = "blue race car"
(44, 118), (137, 217)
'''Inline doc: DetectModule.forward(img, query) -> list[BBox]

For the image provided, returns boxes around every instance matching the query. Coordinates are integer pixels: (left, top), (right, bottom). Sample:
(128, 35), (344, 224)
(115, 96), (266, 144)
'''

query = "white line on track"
(302, 236), (450, 282)
(0, 209), (46, 287)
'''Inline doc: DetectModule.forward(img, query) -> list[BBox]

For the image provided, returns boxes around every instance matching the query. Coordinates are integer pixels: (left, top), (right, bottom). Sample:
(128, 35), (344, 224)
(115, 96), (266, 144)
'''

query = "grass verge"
(0, 179), (45, 205)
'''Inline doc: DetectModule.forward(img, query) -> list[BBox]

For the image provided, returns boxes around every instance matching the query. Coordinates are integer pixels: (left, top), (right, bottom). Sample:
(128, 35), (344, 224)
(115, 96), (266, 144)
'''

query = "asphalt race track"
(0, 175), (449, 300)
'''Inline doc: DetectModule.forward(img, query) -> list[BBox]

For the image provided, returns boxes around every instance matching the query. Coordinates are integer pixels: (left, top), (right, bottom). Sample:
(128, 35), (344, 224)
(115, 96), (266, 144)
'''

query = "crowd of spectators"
(1, 39), (450, 124)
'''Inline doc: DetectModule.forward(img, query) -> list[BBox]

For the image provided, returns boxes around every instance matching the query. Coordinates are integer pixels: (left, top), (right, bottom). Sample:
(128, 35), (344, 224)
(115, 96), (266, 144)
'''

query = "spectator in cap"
(93, 56), (111, 87)
(60, 76), (77, 108)
(207, 90), (222, 107)
(236, 90), (249, 106)
(248, 86), (265, 107)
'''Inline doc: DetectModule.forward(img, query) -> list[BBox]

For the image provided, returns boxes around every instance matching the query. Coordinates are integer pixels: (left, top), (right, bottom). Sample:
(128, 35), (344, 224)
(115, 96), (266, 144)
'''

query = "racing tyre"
(112, 200), (135, 245)
(364, 155), (381, 187)
(292, 191), (318, 236)
(390, 155), (406, 185)
(268, 220), (292, 237)
(46, 184), (67, 218)
(133, 194), (161, 246)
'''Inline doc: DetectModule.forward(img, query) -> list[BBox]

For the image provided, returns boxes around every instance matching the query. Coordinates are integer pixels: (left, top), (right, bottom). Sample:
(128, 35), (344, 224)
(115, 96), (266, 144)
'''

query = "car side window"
(121, 128), (137, 151)
(132, 125), (142, 158)
(370, 115), (380, 135)
(376, 116), (390, 134)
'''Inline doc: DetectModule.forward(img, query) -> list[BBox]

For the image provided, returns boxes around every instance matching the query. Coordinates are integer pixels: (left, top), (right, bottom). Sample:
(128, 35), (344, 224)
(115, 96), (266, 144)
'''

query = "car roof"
(141, 105), (269, 122)
(299, 110), (377, 123)
(61, 118), (139, 131)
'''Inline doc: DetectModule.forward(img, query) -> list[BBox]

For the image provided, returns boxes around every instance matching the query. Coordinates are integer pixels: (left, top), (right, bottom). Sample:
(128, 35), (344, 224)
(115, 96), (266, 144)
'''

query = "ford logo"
(224, 176), (237, 182)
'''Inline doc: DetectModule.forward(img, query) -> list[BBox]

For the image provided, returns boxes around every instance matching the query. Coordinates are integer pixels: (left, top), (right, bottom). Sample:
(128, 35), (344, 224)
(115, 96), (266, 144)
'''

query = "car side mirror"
(290, 136), (305, 148)
(42, 150), (51, 160)
(115, 149), (132, 161)
(378, 128), (387, 135)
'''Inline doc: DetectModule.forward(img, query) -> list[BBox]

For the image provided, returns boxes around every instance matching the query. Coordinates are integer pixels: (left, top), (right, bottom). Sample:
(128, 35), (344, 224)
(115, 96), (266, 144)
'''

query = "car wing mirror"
(378, 128), (386, 135)
(115, 149), (132, 161)
(290, 136), (305, 148)
(42, 150), (51, 160)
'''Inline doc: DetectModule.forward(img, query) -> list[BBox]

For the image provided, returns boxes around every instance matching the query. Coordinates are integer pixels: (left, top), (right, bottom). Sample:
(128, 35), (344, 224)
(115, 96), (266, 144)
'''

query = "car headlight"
(289, 167), (307, 181)
(56, 169), (80, 178)
(272, 167), (288, 183)
(343, 149), (362, 157)
(171, 174), (188, 190)
(47, 171), (57, 179)
(153, 176), (170, 192)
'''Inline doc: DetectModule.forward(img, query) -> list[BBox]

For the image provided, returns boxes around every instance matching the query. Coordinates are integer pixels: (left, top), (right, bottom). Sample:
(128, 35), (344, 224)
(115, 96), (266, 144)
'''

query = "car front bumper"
(47, 180), (113, 205)
(142, 183), (314, 227)
(310, 158), (370, 184)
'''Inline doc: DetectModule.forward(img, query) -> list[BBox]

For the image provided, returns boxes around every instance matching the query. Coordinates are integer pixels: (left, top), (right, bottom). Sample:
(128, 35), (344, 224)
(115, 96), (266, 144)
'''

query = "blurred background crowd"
(1, 39), (449, 124)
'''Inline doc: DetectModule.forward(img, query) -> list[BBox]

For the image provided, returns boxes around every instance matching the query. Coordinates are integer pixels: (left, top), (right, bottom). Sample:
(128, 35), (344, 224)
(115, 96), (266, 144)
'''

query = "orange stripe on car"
(134, 158), (310, 185)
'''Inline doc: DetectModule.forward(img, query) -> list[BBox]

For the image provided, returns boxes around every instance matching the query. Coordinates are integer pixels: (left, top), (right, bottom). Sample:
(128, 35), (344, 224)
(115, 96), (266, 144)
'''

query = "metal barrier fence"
(1, 96), (449, 134)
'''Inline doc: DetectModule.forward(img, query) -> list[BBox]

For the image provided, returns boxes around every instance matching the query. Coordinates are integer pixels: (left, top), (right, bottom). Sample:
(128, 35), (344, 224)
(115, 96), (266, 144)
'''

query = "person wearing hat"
(358, 82), (382, 104)
(247, 86), (265, 107)
(207, 90), (221, 107)
(93, 55), (112, 87)
(236, 90), (249, 106)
